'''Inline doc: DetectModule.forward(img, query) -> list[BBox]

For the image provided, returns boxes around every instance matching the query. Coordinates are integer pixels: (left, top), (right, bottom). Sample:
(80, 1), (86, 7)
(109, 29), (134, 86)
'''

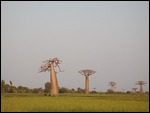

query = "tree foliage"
(44, 82), (51, 93)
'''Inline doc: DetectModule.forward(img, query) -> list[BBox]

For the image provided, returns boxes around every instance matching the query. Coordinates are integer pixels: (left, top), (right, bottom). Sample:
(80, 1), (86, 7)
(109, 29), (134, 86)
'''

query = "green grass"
(1, 93), (149, 112)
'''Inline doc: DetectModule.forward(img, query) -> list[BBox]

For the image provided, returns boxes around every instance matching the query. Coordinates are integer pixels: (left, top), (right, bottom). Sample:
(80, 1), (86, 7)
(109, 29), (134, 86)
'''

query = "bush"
(107, 89), (114, 94)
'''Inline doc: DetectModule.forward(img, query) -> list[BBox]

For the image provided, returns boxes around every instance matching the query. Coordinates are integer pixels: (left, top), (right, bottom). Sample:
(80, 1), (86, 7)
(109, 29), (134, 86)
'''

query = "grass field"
(1, 93), (149, 112)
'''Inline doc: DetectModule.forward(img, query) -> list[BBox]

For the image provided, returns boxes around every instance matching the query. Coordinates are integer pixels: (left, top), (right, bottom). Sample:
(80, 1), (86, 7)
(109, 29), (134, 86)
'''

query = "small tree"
(1, 80), (5, 93)
(107, 89), (114, 94)
(126, 91), (131, 94)
(44, 82), (51, 93)
(59, 87), (69, 93)
(77, 87), (85, 93)
(4, 84), (10, 93)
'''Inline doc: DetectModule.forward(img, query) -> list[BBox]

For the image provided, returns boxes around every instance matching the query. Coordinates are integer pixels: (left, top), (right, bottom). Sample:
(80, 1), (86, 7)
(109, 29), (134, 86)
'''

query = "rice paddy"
(1, 93), (149, 112)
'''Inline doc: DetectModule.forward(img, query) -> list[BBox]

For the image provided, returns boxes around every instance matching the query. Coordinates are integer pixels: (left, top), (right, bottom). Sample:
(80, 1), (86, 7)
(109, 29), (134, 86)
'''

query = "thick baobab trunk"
(111, 86), (113, 91)
(140, 85), (143, 93)
(50, 63), (59, 96)
(85, 76), (89, 94)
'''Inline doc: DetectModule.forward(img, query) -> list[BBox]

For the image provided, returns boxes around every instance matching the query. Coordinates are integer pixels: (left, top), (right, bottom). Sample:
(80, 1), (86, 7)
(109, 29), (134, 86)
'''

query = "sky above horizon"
(1, 1), (149, 92)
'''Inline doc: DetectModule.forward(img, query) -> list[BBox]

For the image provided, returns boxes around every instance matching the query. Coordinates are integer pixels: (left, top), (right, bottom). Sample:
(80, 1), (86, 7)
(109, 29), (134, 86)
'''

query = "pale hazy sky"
(1, 1), (149, 92)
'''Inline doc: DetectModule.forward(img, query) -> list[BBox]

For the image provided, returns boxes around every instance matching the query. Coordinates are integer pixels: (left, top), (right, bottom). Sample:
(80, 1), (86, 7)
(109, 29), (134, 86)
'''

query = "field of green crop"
(1, 93), (149, 112)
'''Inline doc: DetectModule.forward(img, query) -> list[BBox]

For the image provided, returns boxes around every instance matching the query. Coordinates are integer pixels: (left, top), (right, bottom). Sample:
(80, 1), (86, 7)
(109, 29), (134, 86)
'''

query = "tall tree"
(79, 69), (96, 94)
(39, 57), (63, 96)
(136, 81), (146, 93)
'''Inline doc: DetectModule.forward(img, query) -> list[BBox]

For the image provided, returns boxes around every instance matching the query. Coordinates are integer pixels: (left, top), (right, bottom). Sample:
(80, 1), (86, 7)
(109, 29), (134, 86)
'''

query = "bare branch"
(43, 60), (49, 63)
(136, 81), (147, 85)
(39, 57), (63, 73)
(108, 81), (116, 86)
(57, 64), (64, 72)
(78, 71), (85, 75)
(79, 69), (96, 76)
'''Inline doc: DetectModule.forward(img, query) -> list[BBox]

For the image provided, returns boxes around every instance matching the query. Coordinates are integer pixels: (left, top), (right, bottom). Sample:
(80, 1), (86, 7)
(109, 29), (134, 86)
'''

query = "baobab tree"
(108, 81), (116, 92)
(136, 81), (146, 93)
(78, 69), (96, 94)
(132, 88), (138, 93)
(39, 57), (63, 96)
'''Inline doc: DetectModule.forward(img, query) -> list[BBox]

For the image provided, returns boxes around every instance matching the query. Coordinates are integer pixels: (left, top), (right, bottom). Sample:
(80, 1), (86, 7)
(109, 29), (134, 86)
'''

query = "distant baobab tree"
(108, 81), (116, 92)
(79, 69), (96, 94)
(136, 81), (146, 93)
(132, 88), (138, 93)
(39, 57), (63, 96)
(93, 88), (96, 92)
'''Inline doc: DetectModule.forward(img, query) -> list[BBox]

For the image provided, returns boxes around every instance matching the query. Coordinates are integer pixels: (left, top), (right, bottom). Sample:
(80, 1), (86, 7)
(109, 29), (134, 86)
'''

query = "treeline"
(1, 80), (148, 94)
(1, 80), (42, 93)
(1, 80), (88, 94)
